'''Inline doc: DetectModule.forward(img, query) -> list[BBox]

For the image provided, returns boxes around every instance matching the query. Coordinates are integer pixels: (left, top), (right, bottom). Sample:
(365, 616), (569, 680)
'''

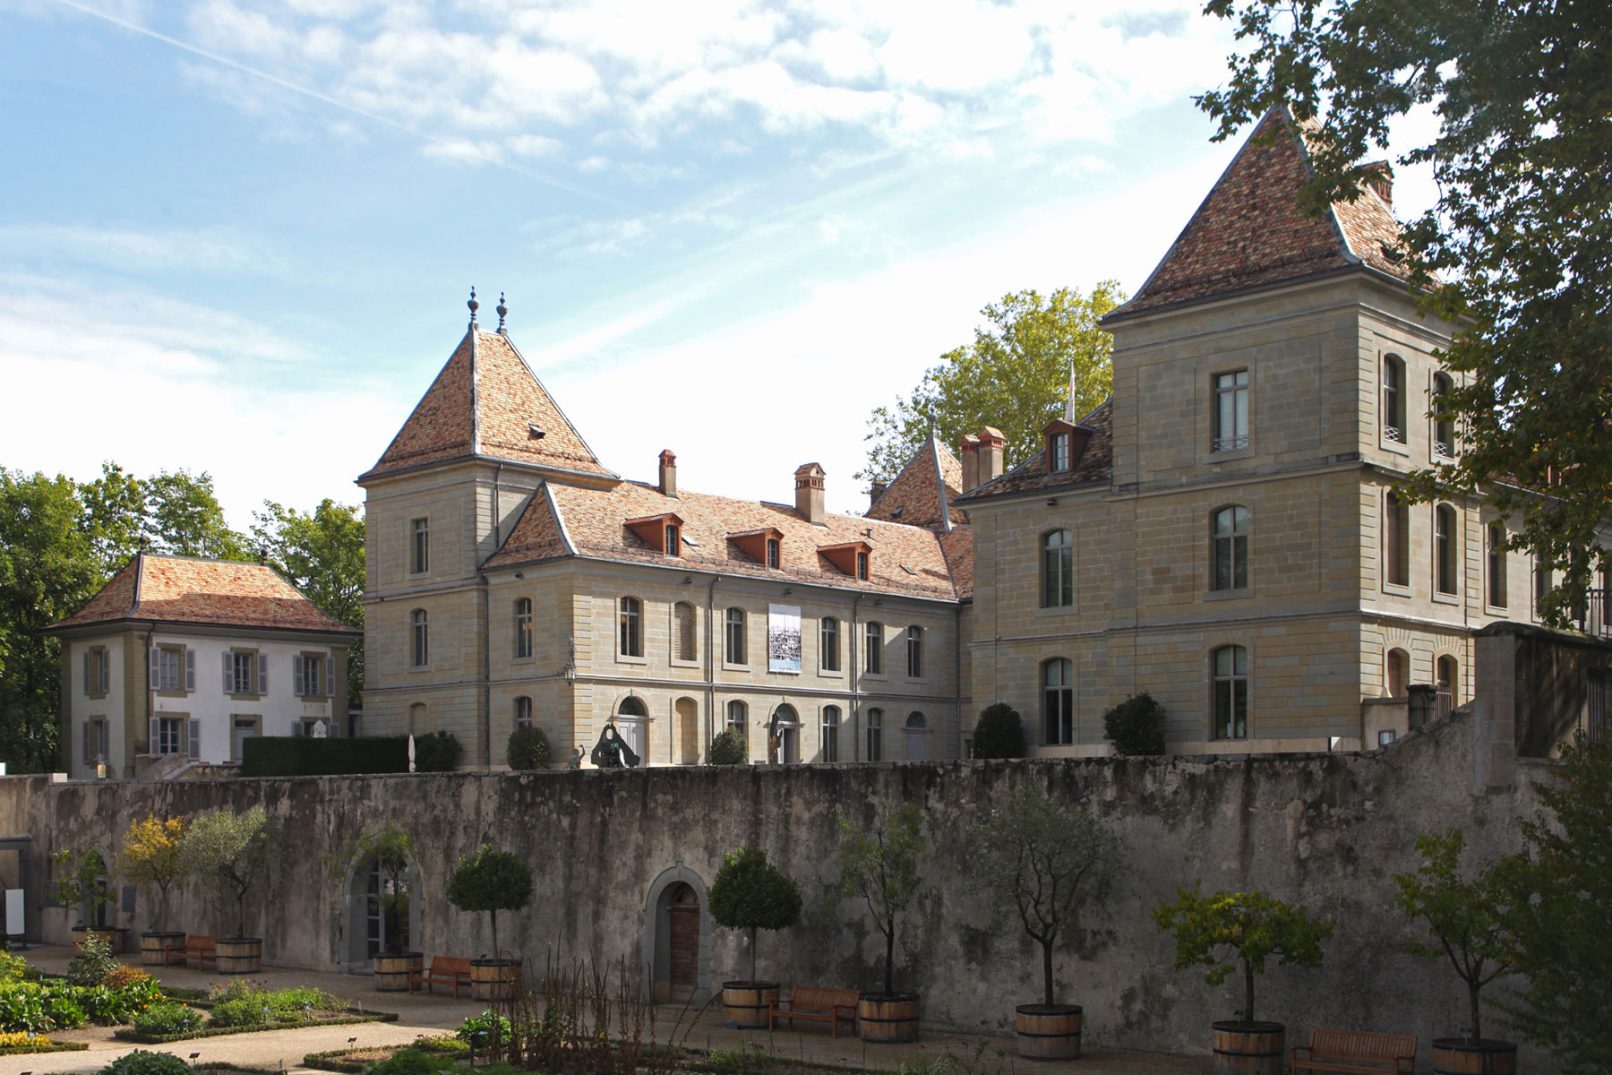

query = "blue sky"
(0, 0), (1435, 524)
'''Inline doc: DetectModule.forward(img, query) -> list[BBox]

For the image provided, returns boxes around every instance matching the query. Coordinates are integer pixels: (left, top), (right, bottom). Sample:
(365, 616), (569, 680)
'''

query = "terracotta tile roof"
(48, 553), (359, 634)
(866, 437), (966, 531)
(486, 480), (970, 601)
(1109, 107), (1413, 321)
(954, 399), (1113, 503)
(360, 329), (616, 483)
(939, 525), (975, 601)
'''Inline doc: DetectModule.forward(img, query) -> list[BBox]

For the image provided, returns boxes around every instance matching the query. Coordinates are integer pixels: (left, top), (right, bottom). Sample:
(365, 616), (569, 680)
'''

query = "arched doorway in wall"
(643, 866), (712, 1004)
(769, 704), (800, 764)
(675, 698), (699, 765)
(616, 696), (650, 765)
(342, 844), (422, 971)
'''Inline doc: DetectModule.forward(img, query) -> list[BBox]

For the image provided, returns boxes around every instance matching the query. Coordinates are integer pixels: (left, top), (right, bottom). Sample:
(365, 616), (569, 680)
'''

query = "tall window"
(1436, 656), (1457, 699)
(619, 597), (643, 657)
(514, 696), (532, 729)
(295, 652), (326, 697)
(410, 610), (429, 667)
(906, 625), (923, 678)
(820, 616), (840, 672)
(856, 551), (869, 580)
(1384, 492), (1410, 587)
(1042, 530), (1073, 608)
(1212, 370), (1249, 452)
(674, 602), (696, 661)
(1432, 372), (1455, 457)
(1050, 431), (1071, 471)
(410, 518), (429, 574)
(1043, 658), (1073, 745)
(514, 598), (533, 658)
(157, 716), (183, 756)
(1211, 506), (1249, 591)
(821, 706), (841, 762)
(155, 645), (186, 691)
(866, 707), (883, 761)
(726, 700), (748, 751)
(864, 622), (883, 674)
(1382, 355), (1406, 442)
(84, 646), (110, 695)
(766, 538), (780, 569)
(227, 650), (257, 694)
(903, 712), (928, 761)
(1435, 504), (1458, 595)
(664, 524), (680, 556)
(725, 607), (747, 664)
(1211, 645), (1248, 740)
(1386, 648), (1409, 697)
(1534, 560), (1552, 618)
(1487, 522), (1508, 607)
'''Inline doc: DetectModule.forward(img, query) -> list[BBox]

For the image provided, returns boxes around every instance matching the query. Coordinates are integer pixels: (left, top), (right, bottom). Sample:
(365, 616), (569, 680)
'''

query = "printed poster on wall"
(768, 604), (802, 674)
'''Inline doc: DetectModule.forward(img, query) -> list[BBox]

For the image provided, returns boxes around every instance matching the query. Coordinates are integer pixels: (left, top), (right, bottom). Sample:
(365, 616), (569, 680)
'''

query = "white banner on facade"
(768, 604), (802, 674)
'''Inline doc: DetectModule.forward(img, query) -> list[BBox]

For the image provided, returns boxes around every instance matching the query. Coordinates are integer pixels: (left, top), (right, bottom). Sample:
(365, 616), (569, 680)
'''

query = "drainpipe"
(849, 593), (863, 760)
(704, 575), (719, 750)
(142, 624), (156, 777)
(480, 575), (492, 770)
(954, 602), (964, 758)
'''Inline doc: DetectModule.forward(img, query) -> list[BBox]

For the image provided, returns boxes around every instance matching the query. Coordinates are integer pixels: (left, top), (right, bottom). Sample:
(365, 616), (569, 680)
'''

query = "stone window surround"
(1207, 364), (1253, 461)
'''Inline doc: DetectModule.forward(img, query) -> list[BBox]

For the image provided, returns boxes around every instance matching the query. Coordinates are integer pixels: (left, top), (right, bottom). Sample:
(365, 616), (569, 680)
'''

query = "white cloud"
(0, 224), (295, 278)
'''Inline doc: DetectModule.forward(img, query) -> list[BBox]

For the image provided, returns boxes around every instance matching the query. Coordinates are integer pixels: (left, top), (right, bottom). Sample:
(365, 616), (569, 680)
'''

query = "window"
(410, 609), (429, 667)
(1436, 656), (1457, 707)
(226, 650), (257, 694)
(1212, 370), (1248, 452)
(903, 712), (928, 761)
(1211, 645), (1248, 740)
(1432, 372), (1455, 457)
(153, 645), (190, 692)
(726, 700), (748, 751)
(81, 718), (108, 766)
(724, 607), (747, 665)
(1386, 648), (1409, 697)
(515, 696), (532, 729)
(821, 706), (841, 762)
(1050, 431), (1071, 471)
(674, 602), (697, 662)
(1534, 560), (1552, 618)
(664, 524), (680, 556)
(820, 616), (840, 672)
(619, 597), (643, 657)
(1435, 504), (1459, 595)
(156, 716), (183, 756)
(1487, 522), (1508, 607)
(410, 518), (429, 575)
(864, 622), (882, 675)
(1384, 492), (1410, 587)
(1041, 658), (1074, 744)
(766, 538), (780, 569)
(1211, 506), (1249, 591)
(906, 625), (923, 678)
(1042, 530), (1073, 608)
(514, 598), (533, 658)
(83, 647), (110, 696)
(856, 551), (869, 580)
(1382, 355), (1406, 443)
(866, 707), (883, 761)
(294, 653), (327, 697)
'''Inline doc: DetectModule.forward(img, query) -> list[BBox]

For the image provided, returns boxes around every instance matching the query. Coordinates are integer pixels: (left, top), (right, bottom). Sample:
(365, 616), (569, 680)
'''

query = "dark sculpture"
(590, 722), (641, 769)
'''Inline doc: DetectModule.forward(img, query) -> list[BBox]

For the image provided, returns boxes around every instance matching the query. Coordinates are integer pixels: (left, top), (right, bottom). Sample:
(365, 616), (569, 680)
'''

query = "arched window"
(619, 596), (643, 657)
(1042, 658), (1073, 745)
(1211, 506), (1249, 591)
(1386, 648), (1409, 697)
(619, 696), (648, 717)
(513, 598), (533, 659)
(1211, 645), (1248, 740)
(674, 602), (696, 662)
(1432, 372), (1455, 457)
(903, 712), (928, 761)
(771, 704), (799, 764)
(906, 625), (923, 678)
(864, 622), (883, 675)
(410, 609), (429, 667)
(1487, 522), (1508, 607)
(1041, 529), (1073, 608)
(1382, 355), (1406, 442)
(866, 707), (883, 762)
(725, 700), (748, 752)
(514, 696), (532, 729)
(1384, 491), (1410, 587)
(1435, 504), (1458, 595)
(821, 706), (841, 763)
(724, 607), (747, 665)
(820, 616), (840, 672)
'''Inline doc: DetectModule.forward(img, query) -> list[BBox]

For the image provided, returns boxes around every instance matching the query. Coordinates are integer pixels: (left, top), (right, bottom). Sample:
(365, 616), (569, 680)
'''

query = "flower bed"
(304, 1034), (467, 1073)
(116, 979), (396, 1043)
(0, 1030), (91, 1055)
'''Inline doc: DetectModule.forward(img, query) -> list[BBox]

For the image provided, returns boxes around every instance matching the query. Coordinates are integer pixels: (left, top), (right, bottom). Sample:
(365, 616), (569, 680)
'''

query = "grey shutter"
(148, 717), (160, 753)
(223, 651), (233, 693)
(81, 721), (93, 765)
(98, 721), (108, 759)
(325, 655), (335, 698)
(187, 719), (200, 760)
(292, 721), (304, 737)
(149, 648), (161, 690)
(184, 648), (195, 692)
(292, 655), (304, 696)
(82, 650), (92, 693)
(258, 654), (268, 695)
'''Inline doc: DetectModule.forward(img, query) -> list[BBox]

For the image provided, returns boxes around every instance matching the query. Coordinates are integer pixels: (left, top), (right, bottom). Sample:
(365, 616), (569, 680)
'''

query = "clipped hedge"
(239, 731), (463, 777)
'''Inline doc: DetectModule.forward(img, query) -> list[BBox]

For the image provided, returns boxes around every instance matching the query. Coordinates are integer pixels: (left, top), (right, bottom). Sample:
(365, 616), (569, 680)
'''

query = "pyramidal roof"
(360, 327), (617, 484)
(866, 435), (964, 532)
(1109, 107), (1412, 320)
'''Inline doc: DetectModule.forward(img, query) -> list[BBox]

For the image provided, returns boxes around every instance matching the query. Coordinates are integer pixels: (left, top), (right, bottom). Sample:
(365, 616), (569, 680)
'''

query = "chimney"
(960, 434), (980, 491)
(794, 462), (826, 525)
(658, 449), (678, 497)
(978, 426), (1005, 485)
(869, 481), (888, 510)
(1362, 160), (1393, 207)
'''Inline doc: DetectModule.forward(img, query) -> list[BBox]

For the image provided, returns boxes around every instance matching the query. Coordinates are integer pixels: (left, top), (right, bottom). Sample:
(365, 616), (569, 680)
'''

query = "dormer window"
(1051, 432), (1070, 471)
(820, 541), (873, 580)
(727, 528), (784, 568)
(856, 552), (869, 580)
(1043, 419), (1087, 473)
(766, 538), (780, 568)
(625, 513), (684, 555)
(665, 524), (680, 556)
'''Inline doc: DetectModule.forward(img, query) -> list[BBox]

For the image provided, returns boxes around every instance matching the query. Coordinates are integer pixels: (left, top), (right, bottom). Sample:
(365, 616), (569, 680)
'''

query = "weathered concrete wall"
(0, 708), (1549, 1067)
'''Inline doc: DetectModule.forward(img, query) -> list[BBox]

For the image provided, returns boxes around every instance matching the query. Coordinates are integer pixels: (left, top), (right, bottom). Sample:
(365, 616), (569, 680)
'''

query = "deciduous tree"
(252, 499), (365, 702)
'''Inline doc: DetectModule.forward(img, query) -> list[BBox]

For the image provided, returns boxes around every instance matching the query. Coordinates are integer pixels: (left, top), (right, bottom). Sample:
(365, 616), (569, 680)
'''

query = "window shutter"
(148, 717), (160, 753)
(149, 648), (160, 690)
(293, 722), (304, 737)
(82, 650), (92, 692)
(187, 720), (201, 760)
(325, 655), (335, 698)
(98, 653), (108, 694)
(292, 655), (304, 696)
(223, 651), (233, 693)
(258, 654), (268, 695)
(81, 721), (93, 765)
(184, 648), (195, 692)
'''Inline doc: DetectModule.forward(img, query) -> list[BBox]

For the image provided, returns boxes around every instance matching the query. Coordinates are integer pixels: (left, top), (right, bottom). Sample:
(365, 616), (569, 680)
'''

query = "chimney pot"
(869, 481), (888, 510)
(977, 426), (1005, 485)
(960, 434), (980, 492)
(658, 449), (678, 498)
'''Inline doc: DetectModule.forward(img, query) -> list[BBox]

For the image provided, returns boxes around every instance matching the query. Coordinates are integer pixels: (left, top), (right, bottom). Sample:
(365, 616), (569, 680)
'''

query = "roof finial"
(467, 286), (479, 328)
(496, 291), (508, 333)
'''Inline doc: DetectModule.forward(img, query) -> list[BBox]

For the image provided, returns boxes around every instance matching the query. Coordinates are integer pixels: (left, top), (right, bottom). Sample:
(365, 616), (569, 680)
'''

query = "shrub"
(0, 951), (30, 982)
(68, 933), (118, 986)
(104, 964), (153, 989)
(455, 1008), (512, 1046)
(507, 725), (551, 770)
(80, 974), (163, 1024)
(179, 807), (276, 937)
(131, 1002), (203, 1037)
(208, 996), (273, 1028)
(413, 731), (462, 772)
(0, 981), (48, 1032)
(120, 815), (188, 933)
(709, 847), (802, 980)
(706, 729), (745, 765)
(367, 1047), (459, 1075)
(446, 844), (532, 959)
(971, 703), (1026, 759)
(100, 1050), (193, 1075)
(40, 985), (86, 1031)
(1102, 693), (1167, 756)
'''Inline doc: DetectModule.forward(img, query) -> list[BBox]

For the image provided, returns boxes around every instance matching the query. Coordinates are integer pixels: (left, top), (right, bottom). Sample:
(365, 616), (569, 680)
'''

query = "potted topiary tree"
(356, 824), (421, 992)
(1101, 693), (1166, 756)
(1153, 885), (1332, 1074)
(49, 847), (115, 947)
(447, 842), (532, 1001)
(829, 803), (926, 1043)
(119, 814), (189, 965)
(179, 806), (277, 973)
(1393, 829), (1524, 1074)
(966, 786), (1124, 1058)
(971, 703), (1026, 759)
(709, 846), (802, 1028)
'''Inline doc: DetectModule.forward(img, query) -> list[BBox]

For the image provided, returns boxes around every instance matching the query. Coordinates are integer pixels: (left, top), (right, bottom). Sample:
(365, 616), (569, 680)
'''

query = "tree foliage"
(179, 806), (276, 938)
(971, 703), (1026, 759)
(859, 285), (1122, 488)
(1153, 886), (1333, 1025)
(706, 729), (745, 765)
(1199, 0), (1612, 620)
(1103, 694), (1167, 756)
(506, 725), (551, 770)
(829, 803), (925, 996)
(965, 787), (1124, 1005)
(356, 824), (413, 954)
(446, 843), (532, 959)
(48, 847), (112, 927)
(709, 846), (803, 981)
(251, 499), (365, 702)
(119, 815), (189, 933)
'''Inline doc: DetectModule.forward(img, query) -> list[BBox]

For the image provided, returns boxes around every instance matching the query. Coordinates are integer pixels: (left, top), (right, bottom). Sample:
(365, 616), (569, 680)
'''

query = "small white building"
(47, 552), (360, 779)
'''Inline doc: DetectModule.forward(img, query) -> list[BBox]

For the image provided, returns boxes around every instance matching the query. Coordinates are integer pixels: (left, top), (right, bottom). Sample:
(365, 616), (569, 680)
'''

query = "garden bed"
(0, 1033), (91, 1055)
(116, 1008), (398, 1044)
(304, 1034), (467, 1072)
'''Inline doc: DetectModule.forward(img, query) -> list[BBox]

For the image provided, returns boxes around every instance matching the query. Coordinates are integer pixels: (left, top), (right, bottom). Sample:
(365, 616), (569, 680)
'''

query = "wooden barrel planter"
(470, 958), (521, 1002)
(1211, 1020), (1285, 1075)
(721, 981), (778, 1029)
(1015, 1003), (1082, 1060)
(1433, 1038), (1519, 1074)
(139, 931), (184, 966)
(373, 951), (424, 993)
(859, 993), (921, 1044)
(216, 937), (262, 974)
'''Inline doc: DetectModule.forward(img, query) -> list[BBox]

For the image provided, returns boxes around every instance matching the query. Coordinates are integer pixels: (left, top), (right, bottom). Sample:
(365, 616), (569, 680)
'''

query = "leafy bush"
(41, 986), (87, 1030)
(68, 933), (118, 986)
(1102, 693), (1166, 756)
(131, 1002), (203, 1037)
(205, 981), (339, 1028)
(80, 974), (163, 1024)
(971, 703), (1026, 759)
(367, 1047), (459, 1075)
(100, 1049), (194, 1075)
(413, 731), (462, 772)
(507, 725), (551, 770)
(413, 1033), (469, 1054)
(0, 982), (48, 1032)
(0, 952), (29, 982)
(706, 729), (745, 765)
(105, 964), (154, 989)
(455, 1008), (512, 1046)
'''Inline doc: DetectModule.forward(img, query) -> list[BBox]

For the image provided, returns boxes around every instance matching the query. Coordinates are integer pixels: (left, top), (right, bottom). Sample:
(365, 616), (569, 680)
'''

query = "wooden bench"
(768, 986), (860, 1037)
(1291, 1027), (1417, 1074)
(164, 934), (217, 970)
(409, 955), (473, 997)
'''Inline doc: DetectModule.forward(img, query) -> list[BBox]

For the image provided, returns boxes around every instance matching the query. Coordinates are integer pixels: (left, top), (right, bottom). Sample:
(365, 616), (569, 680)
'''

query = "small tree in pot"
(971, 703), (1026, 759)
(356, 824), (415, 955)
(829, 803), (926, 1042)
(966, 785), (1124, 1058)
(709, 846), (801, 1027)
(179, 806), (275, 939)
(120, 814), (188, 963)
(447, 842), (532, 961)
(49, 847), (113, 930)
